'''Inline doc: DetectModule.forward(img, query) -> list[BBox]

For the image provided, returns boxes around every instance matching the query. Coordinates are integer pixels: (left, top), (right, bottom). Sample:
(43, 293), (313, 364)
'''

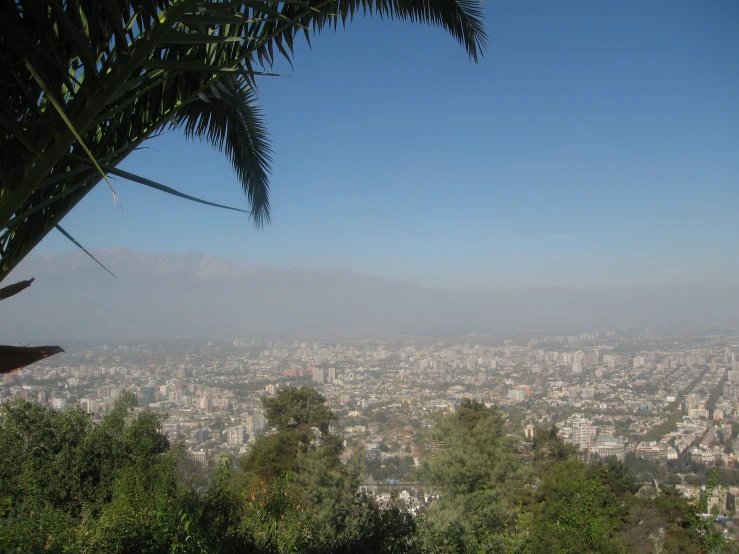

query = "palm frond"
(0, 278), (34, 301)
(55, 224), (117, 278)
(23, 57), (120, 204)
(176, 78), (272, 226)
(0, 345), (65, 374)
(243, 0), (487, 67)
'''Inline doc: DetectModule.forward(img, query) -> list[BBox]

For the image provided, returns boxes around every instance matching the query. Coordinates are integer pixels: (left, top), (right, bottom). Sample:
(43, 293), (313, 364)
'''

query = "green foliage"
(690, 468), (729, 554)
(239, 392), (416, 553)
(418, 400), (527, 552)
(413, 400), (711, 553)
(524, 460), (626, 554)
(0, 393), (194, 552)
(262, 386), (334, 435)
(240, 429), (304, 480)
(625, 452), (669, 482)
(0, 392), (729, 553)
(241, 387), (340, 480)
(618, 485), (700, 554)
(367, 455), (416, 482)
(599, 459), (639, 493)
(196, 457), (250, 553)
(240, 428), (344, 482)
(0, 392), (169, 517)
(531, 424), (578, 462)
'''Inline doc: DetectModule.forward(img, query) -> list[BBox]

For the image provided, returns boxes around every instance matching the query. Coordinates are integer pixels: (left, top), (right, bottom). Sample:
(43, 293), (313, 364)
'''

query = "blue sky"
(35, 0), (738, 289)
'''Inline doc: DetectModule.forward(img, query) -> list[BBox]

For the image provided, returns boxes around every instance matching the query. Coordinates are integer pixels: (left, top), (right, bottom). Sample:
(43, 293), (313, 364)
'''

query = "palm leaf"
(24, 58), (120, 204)
(176, 78), (272, 226)
(55, 224), (117, 278)
(0, 345), (65, 375)
(97, 165), (252, 214)
(0, 278), (35, 301)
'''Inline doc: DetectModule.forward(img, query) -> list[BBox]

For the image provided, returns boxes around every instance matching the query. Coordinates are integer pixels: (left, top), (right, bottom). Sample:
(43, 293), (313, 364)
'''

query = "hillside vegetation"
(0, 390), (730, 553)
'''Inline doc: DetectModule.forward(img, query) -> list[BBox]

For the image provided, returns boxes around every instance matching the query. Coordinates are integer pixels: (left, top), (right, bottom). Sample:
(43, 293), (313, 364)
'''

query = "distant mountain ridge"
(1, 248), (737, 341)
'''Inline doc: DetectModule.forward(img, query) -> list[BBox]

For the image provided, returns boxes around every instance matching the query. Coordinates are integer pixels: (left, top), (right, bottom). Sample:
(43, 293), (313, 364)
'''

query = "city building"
(226, 426), (247, 445)
(571, 416), (592, 453)
(51, 397), (67, 410)
(507, 389), (526, 402)
(593, 434), (625, 461)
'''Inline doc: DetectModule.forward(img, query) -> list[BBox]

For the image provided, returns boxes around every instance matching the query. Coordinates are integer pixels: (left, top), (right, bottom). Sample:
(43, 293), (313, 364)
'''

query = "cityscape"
(6, 324), (739, 514)
(2, 0), (736, 550)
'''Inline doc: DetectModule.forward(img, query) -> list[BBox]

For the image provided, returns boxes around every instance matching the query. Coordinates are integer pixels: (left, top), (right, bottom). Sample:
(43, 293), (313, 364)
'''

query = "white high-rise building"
(684, 394), (701, 411)
(246, 413), (268, 434)
(572, 417), (592, 453)
(51, 397), (67, 410)
(313, 368), (325, 384)
(507, 389), (526, 402)
(226, 426), (246, 445)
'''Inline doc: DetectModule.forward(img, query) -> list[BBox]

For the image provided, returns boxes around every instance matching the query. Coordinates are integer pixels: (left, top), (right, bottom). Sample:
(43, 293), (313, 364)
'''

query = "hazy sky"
(34, 0), (738, 290)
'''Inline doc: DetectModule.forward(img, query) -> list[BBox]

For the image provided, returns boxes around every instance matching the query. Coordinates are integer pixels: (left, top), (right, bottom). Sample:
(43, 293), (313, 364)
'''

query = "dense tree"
(0, 392), (169, 516)
(524, 460), (627, 554)
(625, 452), (670, 482)
(240, 429), (304, 480)
(531, 423), (578, 462)
(241, 386), (341, 480)
(0, 393), (197, 552)
(618, 485), (701, 554)
(367, 455), (416, 482)
(239, 388), (416, 553)
(418, 400), (527, 553)
(262, 386), (334, 435)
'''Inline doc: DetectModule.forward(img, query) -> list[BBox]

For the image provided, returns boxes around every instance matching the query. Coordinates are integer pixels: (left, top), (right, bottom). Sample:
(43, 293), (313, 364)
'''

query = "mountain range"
(1, 248), (737, 341)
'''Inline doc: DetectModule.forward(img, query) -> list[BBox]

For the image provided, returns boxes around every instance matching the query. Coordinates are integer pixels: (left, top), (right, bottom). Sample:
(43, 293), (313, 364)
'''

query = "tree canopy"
(418, 400), (528, 552)
(262, 385), (334, 435)
(0, 393), (728, 553)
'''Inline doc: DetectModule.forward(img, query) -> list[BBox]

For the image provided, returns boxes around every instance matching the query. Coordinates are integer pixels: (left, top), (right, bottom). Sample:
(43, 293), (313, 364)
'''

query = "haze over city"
(1, 248), (737, 342)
